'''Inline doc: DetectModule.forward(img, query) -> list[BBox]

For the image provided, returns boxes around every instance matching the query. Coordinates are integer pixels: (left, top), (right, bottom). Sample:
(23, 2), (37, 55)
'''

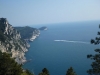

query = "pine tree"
(25, 69), (34, 75)
(0, 51), (23, 75)
(39, 68), (49, 75)
(87, 25), (100, 75)
(66, 67), (77, 75)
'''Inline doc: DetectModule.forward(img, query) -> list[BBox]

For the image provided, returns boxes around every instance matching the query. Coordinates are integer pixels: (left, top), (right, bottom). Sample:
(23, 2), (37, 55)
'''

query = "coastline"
(22, 31), (40, 64)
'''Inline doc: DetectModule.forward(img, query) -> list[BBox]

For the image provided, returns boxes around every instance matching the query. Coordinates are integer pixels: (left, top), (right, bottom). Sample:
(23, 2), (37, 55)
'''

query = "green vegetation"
(0, 18), (6, 42)
(0, 51), (22, 75)
(87, 25), (100, 75)
(0, 18), (33, 75)
(21, 69), (34, 75)
(0, 18), (6, 32)
(14, 26), (37, 39)
(39, 68), (49, 75)
(66, 67), (77, 75)
(0, 31), (6, 42)
(0, 51), (34, 75)
(38, 67), (77, 75)
(14, 42), (22, 50)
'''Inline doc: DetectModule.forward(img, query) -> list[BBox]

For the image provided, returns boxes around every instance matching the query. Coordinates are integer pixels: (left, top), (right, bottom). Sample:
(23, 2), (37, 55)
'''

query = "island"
(39, 26), (47, 30)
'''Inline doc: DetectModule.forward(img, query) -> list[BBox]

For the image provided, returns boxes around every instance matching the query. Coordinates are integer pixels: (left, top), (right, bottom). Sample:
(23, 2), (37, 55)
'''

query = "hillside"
(0, 18), (29, 64)
(14, 26), (40, 41)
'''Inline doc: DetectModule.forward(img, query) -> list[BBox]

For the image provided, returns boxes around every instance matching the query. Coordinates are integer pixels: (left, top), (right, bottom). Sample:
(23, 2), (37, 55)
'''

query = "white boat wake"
(54, 40), (89, 44)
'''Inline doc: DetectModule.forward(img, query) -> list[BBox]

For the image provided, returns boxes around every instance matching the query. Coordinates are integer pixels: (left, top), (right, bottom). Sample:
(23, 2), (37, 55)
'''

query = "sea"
(23, 20), (100, 75)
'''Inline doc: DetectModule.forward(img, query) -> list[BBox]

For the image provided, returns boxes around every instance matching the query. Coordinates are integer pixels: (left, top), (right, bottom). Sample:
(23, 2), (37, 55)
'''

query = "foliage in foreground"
(38, 67), (77, 75)
(21, 69), (33, 75)
(0, 51), (22, 75)
(87, 25), (100, 75)
(66, 67), (77, 75)
(39, 68), (50, 75)
(0, 51), (33, 75)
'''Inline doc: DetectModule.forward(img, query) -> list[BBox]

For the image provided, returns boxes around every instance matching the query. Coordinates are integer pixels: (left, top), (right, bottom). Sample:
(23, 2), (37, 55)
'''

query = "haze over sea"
(23, 21), (100, 75)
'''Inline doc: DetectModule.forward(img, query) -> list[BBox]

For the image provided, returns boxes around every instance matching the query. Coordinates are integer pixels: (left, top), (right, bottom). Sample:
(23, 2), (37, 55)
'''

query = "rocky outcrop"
(0, 18), (29, 64)
(29, 29), (40, 41)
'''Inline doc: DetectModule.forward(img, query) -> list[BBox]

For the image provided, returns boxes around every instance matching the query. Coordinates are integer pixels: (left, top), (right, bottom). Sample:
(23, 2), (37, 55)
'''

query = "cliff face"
(0, 18), (29, 64)
(14, 26), (40, 41)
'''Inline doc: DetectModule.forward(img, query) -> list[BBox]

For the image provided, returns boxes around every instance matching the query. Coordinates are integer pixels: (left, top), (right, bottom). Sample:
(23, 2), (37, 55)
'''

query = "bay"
(23, 21), (100, 75)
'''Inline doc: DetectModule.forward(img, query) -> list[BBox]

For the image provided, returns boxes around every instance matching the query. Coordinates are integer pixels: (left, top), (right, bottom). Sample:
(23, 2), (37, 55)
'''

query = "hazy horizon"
(9, 19), (100, 26)
(0, 0), (100, 26)
(14, 20), (100, 27)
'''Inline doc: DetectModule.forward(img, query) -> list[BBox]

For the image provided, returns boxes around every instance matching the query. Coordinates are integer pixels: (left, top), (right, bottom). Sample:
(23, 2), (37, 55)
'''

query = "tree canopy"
(66, 67), (77, 75)
(0, 51), (23, 75)
(87, 25), (100, 75)
(0, 51), (34, 75)
(39, 68), (49, 75)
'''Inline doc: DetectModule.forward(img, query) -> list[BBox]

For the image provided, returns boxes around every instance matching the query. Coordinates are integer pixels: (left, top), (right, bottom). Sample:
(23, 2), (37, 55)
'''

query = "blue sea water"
(23, 21), (100, 75)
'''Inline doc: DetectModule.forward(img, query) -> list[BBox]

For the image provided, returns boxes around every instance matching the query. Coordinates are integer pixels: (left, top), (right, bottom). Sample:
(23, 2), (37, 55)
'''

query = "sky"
(0, 0), (100, 26)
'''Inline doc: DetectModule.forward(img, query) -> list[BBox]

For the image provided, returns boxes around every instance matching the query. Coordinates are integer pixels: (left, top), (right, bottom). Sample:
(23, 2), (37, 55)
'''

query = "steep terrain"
(0, 18), (30, 64)
(14, 26), (40, 41)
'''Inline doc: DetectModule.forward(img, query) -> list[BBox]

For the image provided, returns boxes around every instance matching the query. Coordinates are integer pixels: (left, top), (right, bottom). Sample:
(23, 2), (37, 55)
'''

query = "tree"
(0, 51), (34, 75)
(25, 69), (34, 75)
(0, 51), (23, 75)
(21, 69), (34, 75)
(39, 68), (49, 75)
(66, 67), (77, 75)
(87, 25), (100, 75)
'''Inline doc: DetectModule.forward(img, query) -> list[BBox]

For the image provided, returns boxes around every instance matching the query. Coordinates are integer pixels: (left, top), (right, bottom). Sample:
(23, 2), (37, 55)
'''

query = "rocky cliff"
(0, 18), (30, 64)
(14, 26), (40, 41)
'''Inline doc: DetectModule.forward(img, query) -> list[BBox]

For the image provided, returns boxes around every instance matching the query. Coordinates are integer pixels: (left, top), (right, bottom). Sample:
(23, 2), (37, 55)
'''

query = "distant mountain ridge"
(14, 26), (40, 41)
